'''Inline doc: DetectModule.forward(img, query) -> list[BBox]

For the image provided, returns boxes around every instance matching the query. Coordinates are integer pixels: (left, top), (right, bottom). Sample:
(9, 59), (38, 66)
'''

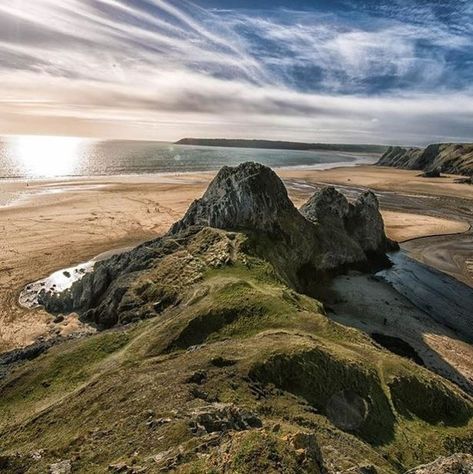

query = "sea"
(0, 135), (377, 180)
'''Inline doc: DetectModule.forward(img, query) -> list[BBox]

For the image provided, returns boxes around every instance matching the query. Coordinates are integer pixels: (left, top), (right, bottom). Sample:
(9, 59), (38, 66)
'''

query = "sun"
(12, 135), (86, 178)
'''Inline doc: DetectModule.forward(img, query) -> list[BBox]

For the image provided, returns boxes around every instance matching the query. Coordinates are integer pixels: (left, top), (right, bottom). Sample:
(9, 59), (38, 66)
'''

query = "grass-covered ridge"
(1, 227), (472, 473)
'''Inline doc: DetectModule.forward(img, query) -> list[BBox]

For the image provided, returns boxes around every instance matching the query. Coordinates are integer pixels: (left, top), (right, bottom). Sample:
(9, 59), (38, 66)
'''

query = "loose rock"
(49, 459), (72, 474)
(189, 403), (262, 435)
(406, 453), (473, 474)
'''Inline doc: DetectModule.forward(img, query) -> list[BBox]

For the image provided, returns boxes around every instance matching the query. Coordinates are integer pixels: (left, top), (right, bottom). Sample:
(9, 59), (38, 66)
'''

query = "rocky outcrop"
(0, 340), (53, 379)
(300, 187), (395, 255)
(419, 169), (441, 178)
(377, 146), (423, 169)
(300, 186), (350, 230)
(39, 227), (241, 327)
(378, 143), (473, 176)
(39, 162), (394, 328)
(188, 403), (262, 435)
(170, 162), (298, 235)
(49, 460), (71, 474)
(406, 453), (473, 473)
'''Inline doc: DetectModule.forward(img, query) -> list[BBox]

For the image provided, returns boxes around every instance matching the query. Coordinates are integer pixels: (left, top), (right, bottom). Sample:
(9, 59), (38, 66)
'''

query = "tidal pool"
(19, 246), (132, 309)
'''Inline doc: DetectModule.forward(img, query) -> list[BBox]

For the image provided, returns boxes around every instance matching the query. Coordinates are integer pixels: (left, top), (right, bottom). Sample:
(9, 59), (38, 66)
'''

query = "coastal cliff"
(1, 163), (472, 473)
(377, 143), (473, 175)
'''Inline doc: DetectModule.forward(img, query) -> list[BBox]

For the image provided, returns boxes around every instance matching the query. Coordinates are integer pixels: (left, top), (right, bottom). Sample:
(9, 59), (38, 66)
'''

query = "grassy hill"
(1, 163), (472, 473)
(1, 227), (472, 473)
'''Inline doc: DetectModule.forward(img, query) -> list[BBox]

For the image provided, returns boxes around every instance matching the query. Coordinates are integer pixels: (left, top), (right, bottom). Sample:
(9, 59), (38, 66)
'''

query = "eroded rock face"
(170, 162), (298, 234)
(347, 191), (391, 254)
(300, 187), (395, 255)
(300, 186), (350, 230)
(377, 146), (423, 169)
(378, 143), (473, 176)
(406, 453), (473, 474)
(40, 228), (242, 328)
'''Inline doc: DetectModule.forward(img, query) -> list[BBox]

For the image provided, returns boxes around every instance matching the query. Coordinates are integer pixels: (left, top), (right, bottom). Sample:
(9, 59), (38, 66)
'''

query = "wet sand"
(280, 166), (473, 287)
(321, 269), (473, 395)
(281, 166), (473, 395)
(0, 165), (471, 353)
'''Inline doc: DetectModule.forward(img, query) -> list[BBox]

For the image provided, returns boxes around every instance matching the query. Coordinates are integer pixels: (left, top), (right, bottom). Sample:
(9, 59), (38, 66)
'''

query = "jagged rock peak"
(300, 186), (350, 228)
(300, 186), (393, 255)
(170, 162), (298, 234)
(349, 190), (390, 254)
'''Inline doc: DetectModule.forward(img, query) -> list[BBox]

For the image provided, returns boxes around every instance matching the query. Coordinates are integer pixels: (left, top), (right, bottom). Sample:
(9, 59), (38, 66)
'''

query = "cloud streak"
(0, 0), (472, 144)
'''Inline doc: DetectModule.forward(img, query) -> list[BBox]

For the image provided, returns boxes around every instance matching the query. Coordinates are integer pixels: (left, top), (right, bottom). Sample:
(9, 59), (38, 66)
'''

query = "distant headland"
(175, 138), (387, 154)
(377, 143), (473, 176)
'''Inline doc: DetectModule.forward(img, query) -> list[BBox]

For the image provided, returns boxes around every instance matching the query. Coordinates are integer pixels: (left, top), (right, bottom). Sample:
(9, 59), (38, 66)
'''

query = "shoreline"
(1, 164), (472, 353)
(0, 154), (377, 208)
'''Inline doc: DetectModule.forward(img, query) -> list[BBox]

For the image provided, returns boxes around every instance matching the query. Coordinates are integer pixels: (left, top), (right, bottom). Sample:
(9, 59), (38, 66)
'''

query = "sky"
(0, 0), (472, 145)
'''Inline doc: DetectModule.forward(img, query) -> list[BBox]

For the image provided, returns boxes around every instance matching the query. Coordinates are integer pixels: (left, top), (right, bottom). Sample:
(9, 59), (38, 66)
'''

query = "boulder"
(49, 460), (72, 474)
(189, 403), (262, 434)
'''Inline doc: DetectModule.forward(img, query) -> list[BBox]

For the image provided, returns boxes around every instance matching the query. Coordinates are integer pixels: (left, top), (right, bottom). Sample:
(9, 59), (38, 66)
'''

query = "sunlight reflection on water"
(0, 135), (376, 180)
(14, 136), (85, 177)
(5, 135), (89, 178)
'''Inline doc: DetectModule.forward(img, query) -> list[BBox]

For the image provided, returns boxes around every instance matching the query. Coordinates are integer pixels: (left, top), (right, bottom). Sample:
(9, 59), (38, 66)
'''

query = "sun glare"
(12, 135), (85, 178)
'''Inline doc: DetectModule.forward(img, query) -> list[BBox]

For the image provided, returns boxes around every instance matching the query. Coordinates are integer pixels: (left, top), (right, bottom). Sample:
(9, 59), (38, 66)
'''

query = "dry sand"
(379, 211), (469, 243)
(0, 165), (471, 352)
(0, 174), (209, 352)
(279, 165), (473, 200)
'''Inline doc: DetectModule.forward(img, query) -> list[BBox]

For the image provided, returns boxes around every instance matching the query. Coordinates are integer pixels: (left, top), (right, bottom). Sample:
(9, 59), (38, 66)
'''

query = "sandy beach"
(0, 165), (472, 353)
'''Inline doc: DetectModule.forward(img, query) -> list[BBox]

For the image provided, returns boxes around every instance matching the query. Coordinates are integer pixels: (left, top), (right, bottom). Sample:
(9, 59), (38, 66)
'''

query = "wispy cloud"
(0, 0), (471, 144)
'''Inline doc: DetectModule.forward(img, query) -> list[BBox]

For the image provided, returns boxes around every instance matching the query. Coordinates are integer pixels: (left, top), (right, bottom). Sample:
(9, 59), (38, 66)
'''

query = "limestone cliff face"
(299, 186), (349, 230)
(377, 143), (473, 175)
(40, 162), (395, 327)
(377, 146), (423, 169)
(170, 162), (299, 235)
(300, 187), (394, 255)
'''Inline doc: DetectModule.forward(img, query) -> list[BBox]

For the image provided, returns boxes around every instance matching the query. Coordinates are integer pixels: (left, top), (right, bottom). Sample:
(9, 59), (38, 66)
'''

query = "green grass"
(228, 431), (301, 473)
(0, 331), (130, 428)
(1, 227), (473, 472)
